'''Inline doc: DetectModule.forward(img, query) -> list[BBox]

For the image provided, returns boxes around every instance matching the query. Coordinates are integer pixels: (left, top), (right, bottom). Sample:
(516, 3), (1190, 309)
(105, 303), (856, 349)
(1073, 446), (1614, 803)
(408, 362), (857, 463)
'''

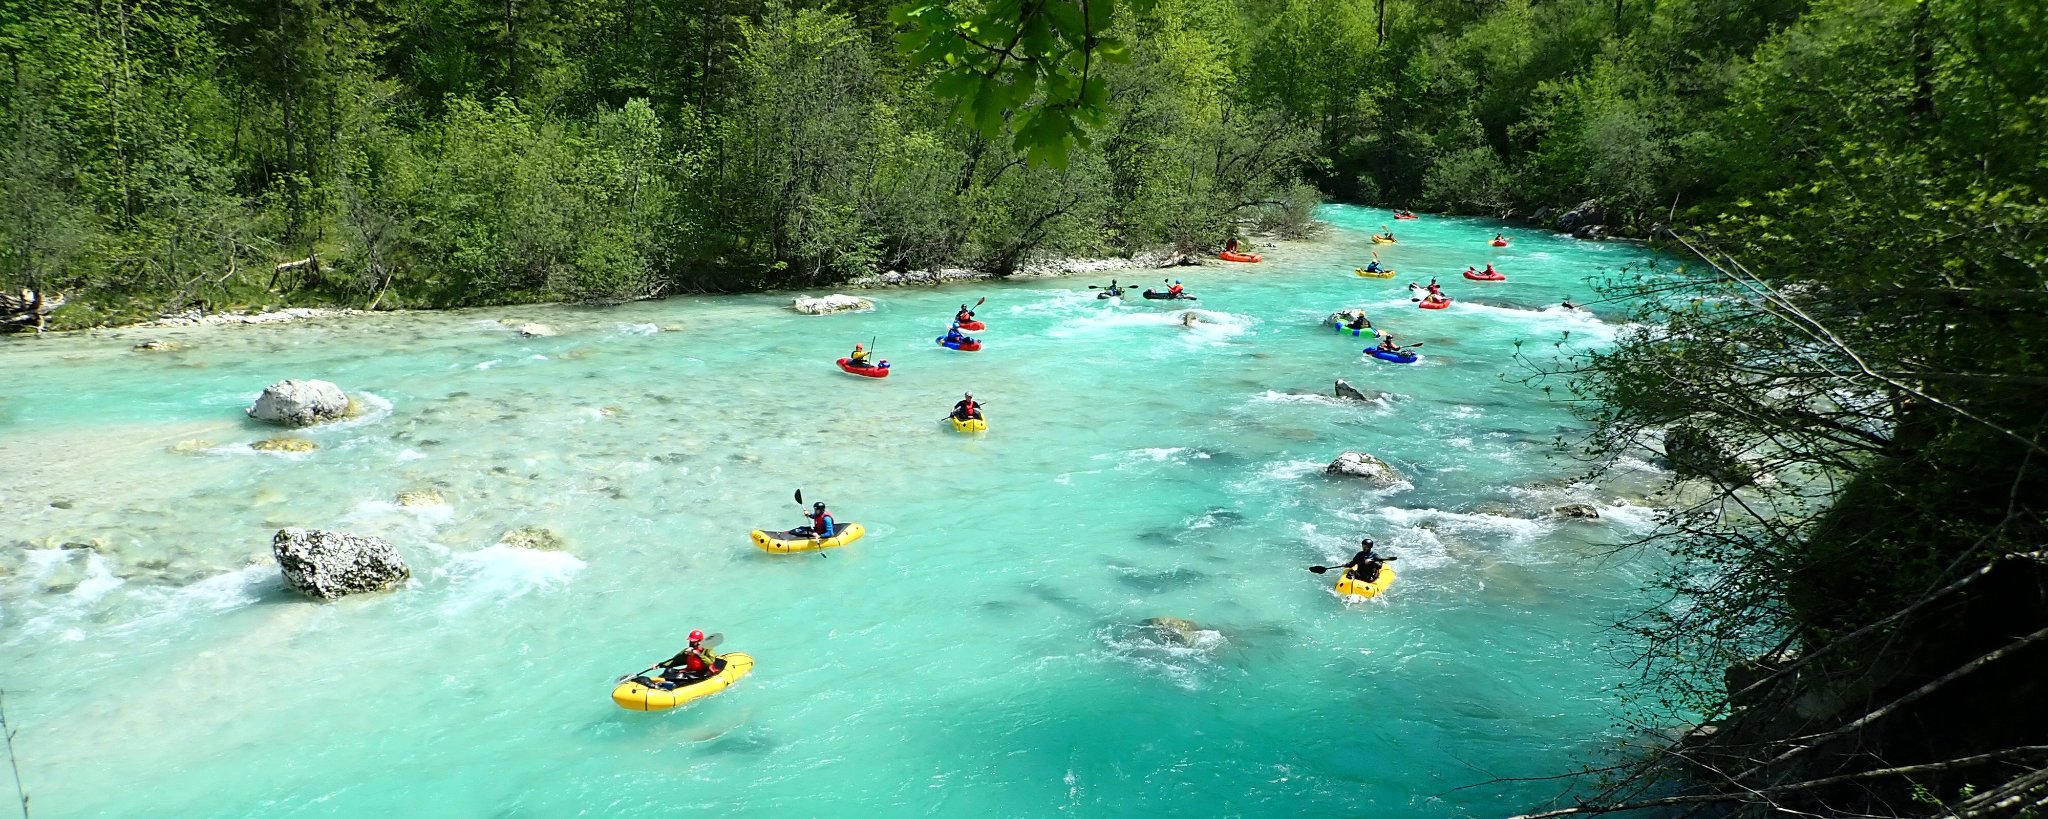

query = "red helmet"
(688, 629), (704, 643)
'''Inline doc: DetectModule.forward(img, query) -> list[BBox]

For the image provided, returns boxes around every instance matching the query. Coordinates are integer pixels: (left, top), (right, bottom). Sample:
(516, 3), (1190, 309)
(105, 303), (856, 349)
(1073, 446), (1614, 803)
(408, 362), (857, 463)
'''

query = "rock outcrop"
(247, 379), (350, 426)
(1334, 379), (1389, 402)
(271, 528), (410, 599)
(791, 294), (874, 315)
(1140, 617), (1210, 647)
(517, 322), (557, 338)
(1551, 503), (1602, 519)
(1555, 199), (1609, 233)
(1326, 451), (1404, 487)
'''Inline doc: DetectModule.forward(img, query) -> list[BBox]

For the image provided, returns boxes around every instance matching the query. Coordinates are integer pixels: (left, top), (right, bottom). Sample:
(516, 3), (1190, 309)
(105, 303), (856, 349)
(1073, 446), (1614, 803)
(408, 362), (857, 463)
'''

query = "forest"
(6, 0), (2047, 814)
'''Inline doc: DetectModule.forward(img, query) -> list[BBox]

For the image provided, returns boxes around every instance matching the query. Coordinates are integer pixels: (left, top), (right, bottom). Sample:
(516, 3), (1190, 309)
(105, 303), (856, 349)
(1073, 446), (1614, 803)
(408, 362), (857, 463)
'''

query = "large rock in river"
(1326, 451), (1404, 487)
(272, 528), (410, 599)
(791, 294), (874, 315)
(247, 379), (350, 427)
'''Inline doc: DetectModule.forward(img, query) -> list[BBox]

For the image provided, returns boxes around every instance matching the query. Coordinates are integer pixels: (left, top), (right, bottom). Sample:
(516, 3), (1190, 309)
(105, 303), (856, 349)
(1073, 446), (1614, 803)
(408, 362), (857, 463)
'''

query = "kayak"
(751, 522), (867, 553)
(1393, 214), (1418, 220)
(1335, 566), (1396, 599)
(949, 415), (988, 433)
(1355, 267), (1396, 279)
(1367, 348), (1418, 364)
(1418, 298), (1452, 310)
(611, 653), (756, 711)
(1370, 236), (1397, 245)
(1464, 270), (1506, 281)
(957, 320), (985, 331)
(1141, 290), (1196, 300)
(1218, 250), (1263, 263)
(836, 358), (890, 377)
(936, 336), (982, 351)
(1490, 239), (1509, 247)
(1096, 290), (1123, 299)
(1333, 322), (1379, 338)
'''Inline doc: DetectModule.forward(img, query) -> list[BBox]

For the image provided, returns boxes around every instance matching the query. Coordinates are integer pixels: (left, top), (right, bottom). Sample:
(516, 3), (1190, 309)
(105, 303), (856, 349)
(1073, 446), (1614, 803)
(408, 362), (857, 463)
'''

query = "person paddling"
(1336, 538), (1392, 582)
(1374, 225), (1396, 242)
(654, 630), (721, 687)
(1102, 279), (1122, 296)
(1346, 312), (1372, 332)
(1167, 280), (1185, 298)
(848, 343), (874, 368)
(1376, 334), (1406, 354)
(942, 324), (971, 346)
(1225, 237), (1241, 253)
(1483, 262), (1499, 277)
(803, 501), (837, 540)
(952, 392), (984, 421)
(955, 304), (976, 324)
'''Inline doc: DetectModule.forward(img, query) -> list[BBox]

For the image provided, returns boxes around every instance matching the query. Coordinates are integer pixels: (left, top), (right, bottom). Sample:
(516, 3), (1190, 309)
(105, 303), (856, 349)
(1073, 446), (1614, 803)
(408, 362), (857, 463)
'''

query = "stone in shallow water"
(247, 379), (350, 426)
(271, 528), (410, 599)
(516, 322), (557, 338)
(1551, 503), (1601, 520)
(497, 526), (568, 552)
(1326, 451), (1403, 487)
(790, 294), (873, 315)
(396, 489), (445, 507)
(133, 339), (179, 351)
(252, 437), (318, 453)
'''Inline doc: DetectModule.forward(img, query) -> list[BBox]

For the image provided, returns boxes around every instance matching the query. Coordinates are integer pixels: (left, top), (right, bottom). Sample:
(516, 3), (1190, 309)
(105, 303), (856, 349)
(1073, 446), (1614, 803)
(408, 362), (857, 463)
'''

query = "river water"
(0, 205), (1675, 817)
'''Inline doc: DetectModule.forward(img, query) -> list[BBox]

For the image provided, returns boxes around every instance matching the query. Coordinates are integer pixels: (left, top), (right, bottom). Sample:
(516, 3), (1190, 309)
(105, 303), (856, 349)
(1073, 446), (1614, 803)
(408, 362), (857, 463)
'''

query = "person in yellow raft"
(649, 630), (723, 689)
(1333, 538), (1396, 582)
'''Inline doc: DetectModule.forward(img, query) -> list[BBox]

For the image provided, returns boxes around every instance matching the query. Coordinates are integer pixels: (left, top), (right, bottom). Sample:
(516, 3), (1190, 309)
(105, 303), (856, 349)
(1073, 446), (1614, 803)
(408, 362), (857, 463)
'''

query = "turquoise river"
(1, 205), (1679, 817)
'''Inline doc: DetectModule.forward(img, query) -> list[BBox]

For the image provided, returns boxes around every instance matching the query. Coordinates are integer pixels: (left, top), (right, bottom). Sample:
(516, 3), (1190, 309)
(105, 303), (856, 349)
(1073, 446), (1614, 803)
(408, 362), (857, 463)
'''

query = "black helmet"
(1360, 537), (1375, 547)
(813, 501), (826, 510)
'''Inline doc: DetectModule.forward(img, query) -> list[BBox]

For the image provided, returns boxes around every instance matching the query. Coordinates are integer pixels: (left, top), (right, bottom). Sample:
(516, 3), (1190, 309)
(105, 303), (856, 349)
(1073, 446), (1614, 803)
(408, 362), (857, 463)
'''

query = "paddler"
(654, 630), (722, 687)
(952, 392), (983, 421)
(1335, 538), (1394, 583)
(804, 501), (837, 540)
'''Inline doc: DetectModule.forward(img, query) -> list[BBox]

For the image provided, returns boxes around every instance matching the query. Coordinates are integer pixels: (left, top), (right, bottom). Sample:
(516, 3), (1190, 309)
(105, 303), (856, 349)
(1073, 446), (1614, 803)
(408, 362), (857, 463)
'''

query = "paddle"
(792, 489), (833, 555)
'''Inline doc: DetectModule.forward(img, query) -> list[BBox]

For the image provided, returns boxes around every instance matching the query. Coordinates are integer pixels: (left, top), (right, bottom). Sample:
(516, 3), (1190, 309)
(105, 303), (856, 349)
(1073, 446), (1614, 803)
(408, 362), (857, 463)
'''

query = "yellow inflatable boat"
(611, 652), (755, 711)
(1370, 236), (1397, 245)
(949, 415), (988, 433)
(1335, 566), (1396, 599)
(751, 522), (866, 553)
(1354, 267), (1397, 279)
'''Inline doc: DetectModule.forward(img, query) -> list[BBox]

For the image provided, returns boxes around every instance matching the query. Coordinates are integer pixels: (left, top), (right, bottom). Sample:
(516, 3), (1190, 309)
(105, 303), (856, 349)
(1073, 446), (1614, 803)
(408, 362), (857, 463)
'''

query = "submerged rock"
(272, 528), (410, 599)
(1140, 617), (1209, 647)
(133, 339), (179, 351)
(251, 437), (318, 453)
(517, 322), (557, 338)
(1551, 503), (1602, 520)
(247, 379), (350, 426)
(169, 439), (214, 454)
(1326, 451), (1404, 487)
(790, 294), (874, 315)
(395, 488), (445, 507)
(498, 526), (568, 552)
(1334, 379), (1388, 402)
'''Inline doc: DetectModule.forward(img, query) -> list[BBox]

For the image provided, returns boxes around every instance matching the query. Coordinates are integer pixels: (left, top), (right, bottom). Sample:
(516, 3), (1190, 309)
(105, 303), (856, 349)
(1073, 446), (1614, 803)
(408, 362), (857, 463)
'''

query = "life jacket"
(1168, 285), (1183, 295)
(684, 647), (710, 672)
(851, 349), (869, 362)
(956, 311), (972, 322)
(961, 400), (978, 416)
(809, 511), (834, 535)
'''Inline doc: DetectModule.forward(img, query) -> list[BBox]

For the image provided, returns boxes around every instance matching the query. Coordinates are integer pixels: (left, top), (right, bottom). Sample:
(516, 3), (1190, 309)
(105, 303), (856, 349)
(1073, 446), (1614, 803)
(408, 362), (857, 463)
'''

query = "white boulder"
(271, 528), (410, 599)
(1326, 451), (1404, 487)
(791, 294), (874, 315)
(247, 379), (350, 427)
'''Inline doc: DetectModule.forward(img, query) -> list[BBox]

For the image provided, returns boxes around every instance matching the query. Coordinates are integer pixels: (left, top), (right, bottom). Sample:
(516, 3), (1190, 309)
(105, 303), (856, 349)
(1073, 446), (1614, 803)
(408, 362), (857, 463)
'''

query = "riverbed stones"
(1551, 503), (1602, 519)
(133, 339), (179, 351)
(395, 488), (445, 507)
(497, 526), (568, 552)
(247, 379), (350, 426)
(790, 294), (874, 315)
(251, 436), (318, 453)
(1140, 617), (1208, 647)
(1326, 451), (1403, 486)
(272, 528), (410, 599)
(517, 322), (557, 338)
